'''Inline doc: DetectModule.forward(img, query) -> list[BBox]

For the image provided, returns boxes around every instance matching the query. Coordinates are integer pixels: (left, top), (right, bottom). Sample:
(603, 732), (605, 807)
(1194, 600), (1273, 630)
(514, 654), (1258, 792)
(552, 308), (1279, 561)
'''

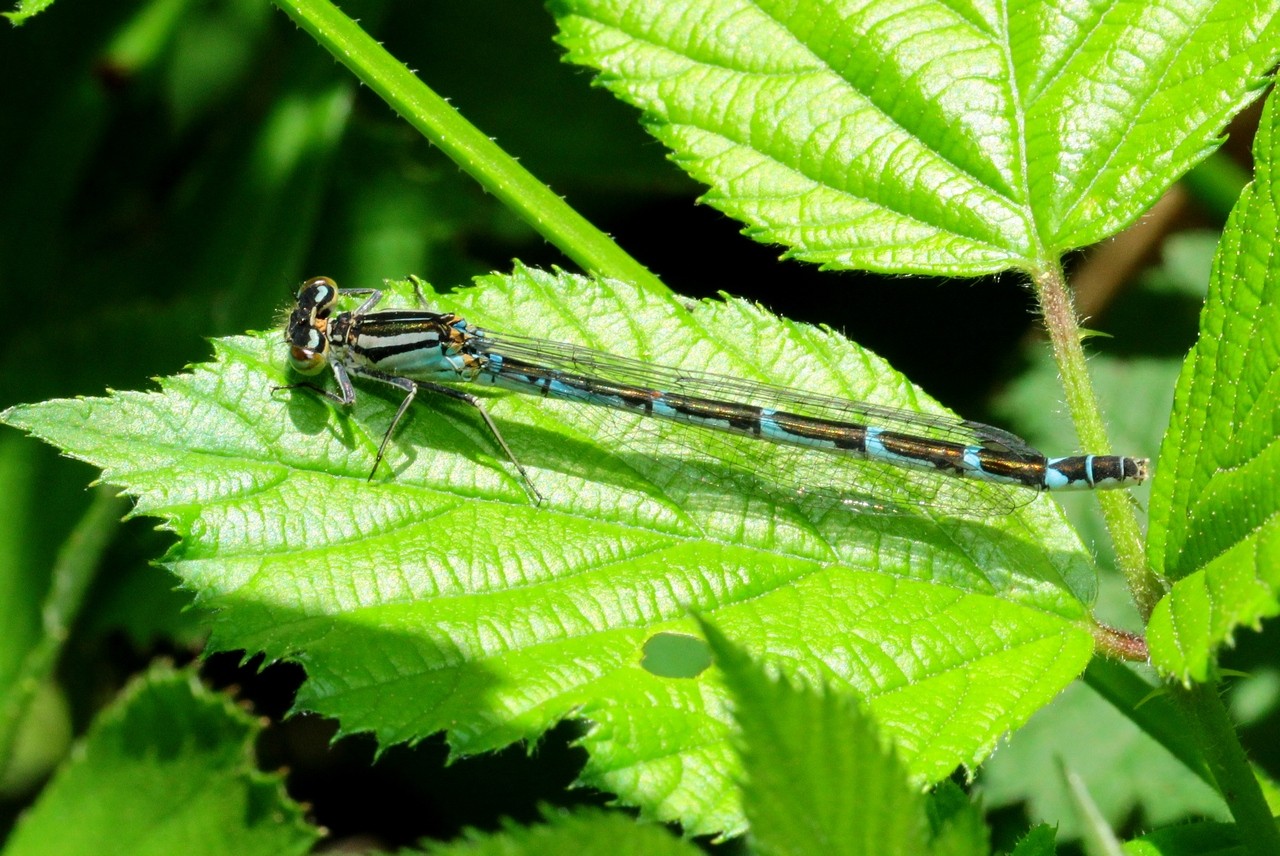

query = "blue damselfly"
(281, 277), (1148, 513)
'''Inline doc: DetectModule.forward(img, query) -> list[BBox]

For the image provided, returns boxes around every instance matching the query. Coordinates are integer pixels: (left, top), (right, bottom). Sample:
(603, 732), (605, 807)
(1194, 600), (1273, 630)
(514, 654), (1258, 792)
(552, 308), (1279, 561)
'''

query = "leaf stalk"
(1030, 263), (1162, 619)
(1175, 681), (1280, 855)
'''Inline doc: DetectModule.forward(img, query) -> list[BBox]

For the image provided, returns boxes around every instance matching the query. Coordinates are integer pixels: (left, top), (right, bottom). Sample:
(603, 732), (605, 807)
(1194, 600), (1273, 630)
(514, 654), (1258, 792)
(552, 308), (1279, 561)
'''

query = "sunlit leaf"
(2, 267), (1101, 834)
(1147, 93), (1280, 682)
(552, 0), (1280, 275)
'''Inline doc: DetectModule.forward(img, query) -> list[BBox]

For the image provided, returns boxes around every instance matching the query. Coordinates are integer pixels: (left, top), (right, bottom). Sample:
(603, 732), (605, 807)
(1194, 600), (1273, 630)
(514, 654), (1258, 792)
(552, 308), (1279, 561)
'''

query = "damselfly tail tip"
(1100, 455), (1150, 489)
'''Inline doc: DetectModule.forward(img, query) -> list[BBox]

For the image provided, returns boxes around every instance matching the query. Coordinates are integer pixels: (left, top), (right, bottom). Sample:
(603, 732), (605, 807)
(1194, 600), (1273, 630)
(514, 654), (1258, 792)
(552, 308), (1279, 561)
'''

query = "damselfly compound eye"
(289, 344), (327, 375)
(297, 276), (339, 315)
(285, 279), (333, 375)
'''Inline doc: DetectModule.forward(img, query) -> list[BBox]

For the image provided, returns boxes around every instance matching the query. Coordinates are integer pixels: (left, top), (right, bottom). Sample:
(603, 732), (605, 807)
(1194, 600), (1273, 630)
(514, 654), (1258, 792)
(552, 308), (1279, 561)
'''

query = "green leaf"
(0, 681), (72, 796)
(2, 266), (1101, 836)
(1123, 820), (1250, 856)
(2, 666), (318, 856)
(82, 557), (207, 649)
(0, 435), (45, 712)
(1146, 91), (1280, 683)
(1009, 824), (1057, 856)
(419, 807), (698, 856)
(706, 623), (987, 856)
(978, 681), (1227, 841)
(551, 0), (1280, 275)
(2, 0), (56, 25)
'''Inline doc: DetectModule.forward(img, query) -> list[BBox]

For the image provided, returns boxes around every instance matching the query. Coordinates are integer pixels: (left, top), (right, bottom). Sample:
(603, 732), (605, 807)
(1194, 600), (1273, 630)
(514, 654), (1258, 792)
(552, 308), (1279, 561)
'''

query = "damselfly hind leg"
(365, 372), (418, 480)
(351, 367), (543, 503)
(272, 381), (352, 406)
(413, 380), (544, 505)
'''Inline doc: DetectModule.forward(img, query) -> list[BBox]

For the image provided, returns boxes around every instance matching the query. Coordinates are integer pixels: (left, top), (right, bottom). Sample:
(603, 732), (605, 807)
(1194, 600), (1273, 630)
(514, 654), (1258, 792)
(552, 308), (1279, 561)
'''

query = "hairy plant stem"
(1036, 265), (1276, 847)
(1031, 263), (1163, 620)
(1176, 681), (1280, 855)
(272, 0), (666, 295)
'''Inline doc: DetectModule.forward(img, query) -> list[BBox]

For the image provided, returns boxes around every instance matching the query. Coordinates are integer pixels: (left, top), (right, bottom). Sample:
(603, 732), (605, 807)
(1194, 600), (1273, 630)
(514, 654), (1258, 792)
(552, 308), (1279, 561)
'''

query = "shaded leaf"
(419, 807), (697, 856)
(1009, 824), (1057, 856)
(1123, 820), (1249, 855)
(3, 667), (317, 856)
(979, 681), (1226, 841)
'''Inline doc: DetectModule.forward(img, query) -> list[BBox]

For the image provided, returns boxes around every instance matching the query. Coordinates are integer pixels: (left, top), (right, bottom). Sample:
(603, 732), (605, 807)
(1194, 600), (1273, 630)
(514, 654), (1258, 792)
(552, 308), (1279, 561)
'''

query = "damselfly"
(281, 276), (1148, 513)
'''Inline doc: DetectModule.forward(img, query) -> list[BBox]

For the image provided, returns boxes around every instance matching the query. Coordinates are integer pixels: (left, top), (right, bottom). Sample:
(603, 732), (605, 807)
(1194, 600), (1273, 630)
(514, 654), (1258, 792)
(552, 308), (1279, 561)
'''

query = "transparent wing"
(474, 329), (1042, 454)
(468, 327), (1046, 518)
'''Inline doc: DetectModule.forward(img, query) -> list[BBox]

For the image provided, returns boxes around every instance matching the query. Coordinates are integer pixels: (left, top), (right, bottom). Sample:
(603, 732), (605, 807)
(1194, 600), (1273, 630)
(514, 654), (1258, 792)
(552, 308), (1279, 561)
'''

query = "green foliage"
(3, 667), (318, 856)
(0, 682), (72, 796)
(5, 0), (1280, 850)
(706, 624), (988, 856)
(0, 488), (124, 788)
(1147, 90), (1280, 683)
(1, 0), (52, 25)
(413, 630), (997, 855)
(0, 438), (46, 747)
(552, 0), (1280, 275)
(1008, 825), (1056, 856)
(417, 808), (699, 856)
(1123, 821), (1252, 855)
(980, 681), (1227, 838)
(2, 267), (1100, 834)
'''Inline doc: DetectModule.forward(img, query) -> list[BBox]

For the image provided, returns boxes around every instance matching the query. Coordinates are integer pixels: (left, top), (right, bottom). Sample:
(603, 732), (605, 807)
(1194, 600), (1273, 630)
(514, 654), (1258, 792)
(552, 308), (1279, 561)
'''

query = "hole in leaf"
(641, 632), (712, 679)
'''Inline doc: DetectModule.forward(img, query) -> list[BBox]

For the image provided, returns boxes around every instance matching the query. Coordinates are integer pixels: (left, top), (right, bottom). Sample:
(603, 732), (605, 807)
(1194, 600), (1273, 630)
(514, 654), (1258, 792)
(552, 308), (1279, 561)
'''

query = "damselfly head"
(285, 276), (340, 375)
